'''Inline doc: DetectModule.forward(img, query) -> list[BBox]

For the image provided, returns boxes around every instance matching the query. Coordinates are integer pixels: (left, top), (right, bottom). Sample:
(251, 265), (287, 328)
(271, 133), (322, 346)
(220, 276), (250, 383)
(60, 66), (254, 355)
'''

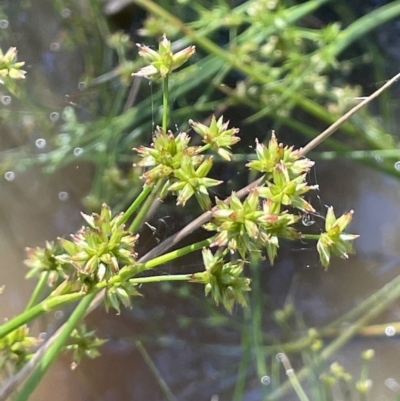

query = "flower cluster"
(133, 34), (195, 80)
(0, 325), (40, 373)
(58, 204), (139, 291)
(24, 241), (71, 286)
(134, 119), (239, 210)
(134, 129), (199, 185)
(203, 133), (357, 271)
(189, 115), (240, 161)
(247, 132), (314, 178)
(257, 161), (318, 212)
(204, 189), (299, 263)
(24, 204), (141, 312)
(65, 324), (107, 369)
(317, 207), (358, 269)
(191, 248), (250, 312)
(0, 47), (26, 83)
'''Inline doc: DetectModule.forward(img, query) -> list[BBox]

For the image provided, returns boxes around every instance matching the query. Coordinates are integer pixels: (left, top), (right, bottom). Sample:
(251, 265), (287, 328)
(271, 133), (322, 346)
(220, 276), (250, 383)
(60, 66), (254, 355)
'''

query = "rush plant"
(3, 35), (392, 401)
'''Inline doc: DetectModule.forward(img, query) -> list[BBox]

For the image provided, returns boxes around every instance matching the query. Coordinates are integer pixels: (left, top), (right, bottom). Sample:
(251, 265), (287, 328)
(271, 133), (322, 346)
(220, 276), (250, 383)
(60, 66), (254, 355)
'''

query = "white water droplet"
(50, 112), (60, 122)
(50, 42), (60, 52)
(395, 161), (400, 171)
(0, 20), (9, 29)
(4, 171), (15, 181)
(385, 378), (400, 392)
(39, 332), (47, 340)
(78, 81), (87, 91)
(58, 191), (69, 201)
(301, 213), (315, 226)
(385, 325), (396, 337)
(61, 8), (71, 18)
(2, 95), (11, 105)
(260, 375), (270, 385)
(35, 138), (46, 149)
(73, 147), (83, 156)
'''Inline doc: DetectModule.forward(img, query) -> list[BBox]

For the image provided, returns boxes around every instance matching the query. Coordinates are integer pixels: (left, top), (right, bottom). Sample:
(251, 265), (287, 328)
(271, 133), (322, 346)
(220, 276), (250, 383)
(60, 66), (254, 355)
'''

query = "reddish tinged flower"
(247, 132), (314, 178)
(58, 204), (139, 290)
(134, 128), (201, 185)
(257, 161), (318, 212)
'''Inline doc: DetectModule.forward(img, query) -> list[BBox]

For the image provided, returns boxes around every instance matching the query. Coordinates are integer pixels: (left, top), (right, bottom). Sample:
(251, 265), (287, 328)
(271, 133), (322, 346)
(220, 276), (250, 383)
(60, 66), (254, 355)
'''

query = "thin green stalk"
(0, 292), (83, 339)
(277, 353), (311, 401)
(313, 149), (400, 161)
(128, 179), (165, 233)
(94, 237), (213, 288)
(324, 269), (400, 331)
(248, 257), (268, 397)
(130, 274), (191, 284)
(287, 371), (312, 401)
(269, 272), (400, 400)
(358, 358), (369, 401)
(135, 341), (177, 401)
(138, 237), (212, 269)
(15, 293), (97, 401)
(300, 234), (321, 241)
(330, 1), (400, 56)
(232, 329), (252, 401)
(24, 272), (49, 311)
(162, 75), (169, 132)
(118, 184), (153, 225)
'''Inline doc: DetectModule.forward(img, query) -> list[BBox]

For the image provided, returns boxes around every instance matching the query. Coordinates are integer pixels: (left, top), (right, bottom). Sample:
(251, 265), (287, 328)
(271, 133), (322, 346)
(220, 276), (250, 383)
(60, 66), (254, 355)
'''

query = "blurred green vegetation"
(2, 0), (400, 211)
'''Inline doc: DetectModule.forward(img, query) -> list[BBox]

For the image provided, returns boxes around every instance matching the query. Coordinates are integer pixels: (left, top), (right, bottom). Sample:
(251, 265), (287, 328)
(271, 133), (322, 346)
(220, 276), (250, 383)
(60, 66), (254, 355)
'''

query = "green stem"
(94, 237), (213, 289)
(300, 234), (321, 240)
(118, 184), (153, 225)
(0, 292), (83, 339)
(0, 237), (214, 335)
(130, 274), (191, 284)
(15, 293), (97, 401)
(324, 268), (400, 331)
(139, 237), (212, 269)
(277, 353), (311, 401)
(287, 371), (312, 401)
(135, 341), (177, 401)
(24, 272), (50, 311)
(162, 75), (169, 131)
(232, 329), (252, 401)
(248, 257), (267, 397)
(269, 272), (400, 400)
(128, 179), (165, 233)
(197, 144), (211, 153)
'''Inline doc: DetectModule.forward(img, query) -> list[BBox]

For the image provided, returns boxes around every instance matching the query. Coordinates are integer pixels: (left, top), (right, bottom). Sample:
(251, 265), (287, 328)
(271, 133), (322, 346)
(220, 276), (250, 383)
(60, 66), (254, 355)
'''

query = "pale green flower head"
(0, 47), (26, 83)
(133, 34), (195, 80)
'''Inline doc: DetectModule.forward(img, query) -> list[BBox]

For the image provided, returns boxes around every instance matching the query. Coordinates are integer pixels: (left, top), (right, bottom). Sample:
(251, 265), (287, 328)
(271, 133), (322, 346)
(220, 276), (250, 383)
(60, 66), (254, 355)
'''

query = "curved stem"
(300, 234), (320, 240)
(24, 272), (50, 311)
(128, 179), (165, 233)
(118, 184), (153, 225)
(0, 292), (83, 339)
(130, 274), (191, 284)
(162, 75), (169, 131)
(15, 292), (97, 401)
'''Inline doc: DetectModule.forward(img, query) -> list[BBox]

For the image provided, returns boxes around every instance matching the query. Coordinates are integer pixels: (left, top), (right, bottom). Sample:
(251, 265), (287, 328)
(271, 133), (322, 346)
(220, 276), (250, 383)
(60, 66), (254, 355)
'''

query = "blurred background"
(2, 0), (400, 400)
